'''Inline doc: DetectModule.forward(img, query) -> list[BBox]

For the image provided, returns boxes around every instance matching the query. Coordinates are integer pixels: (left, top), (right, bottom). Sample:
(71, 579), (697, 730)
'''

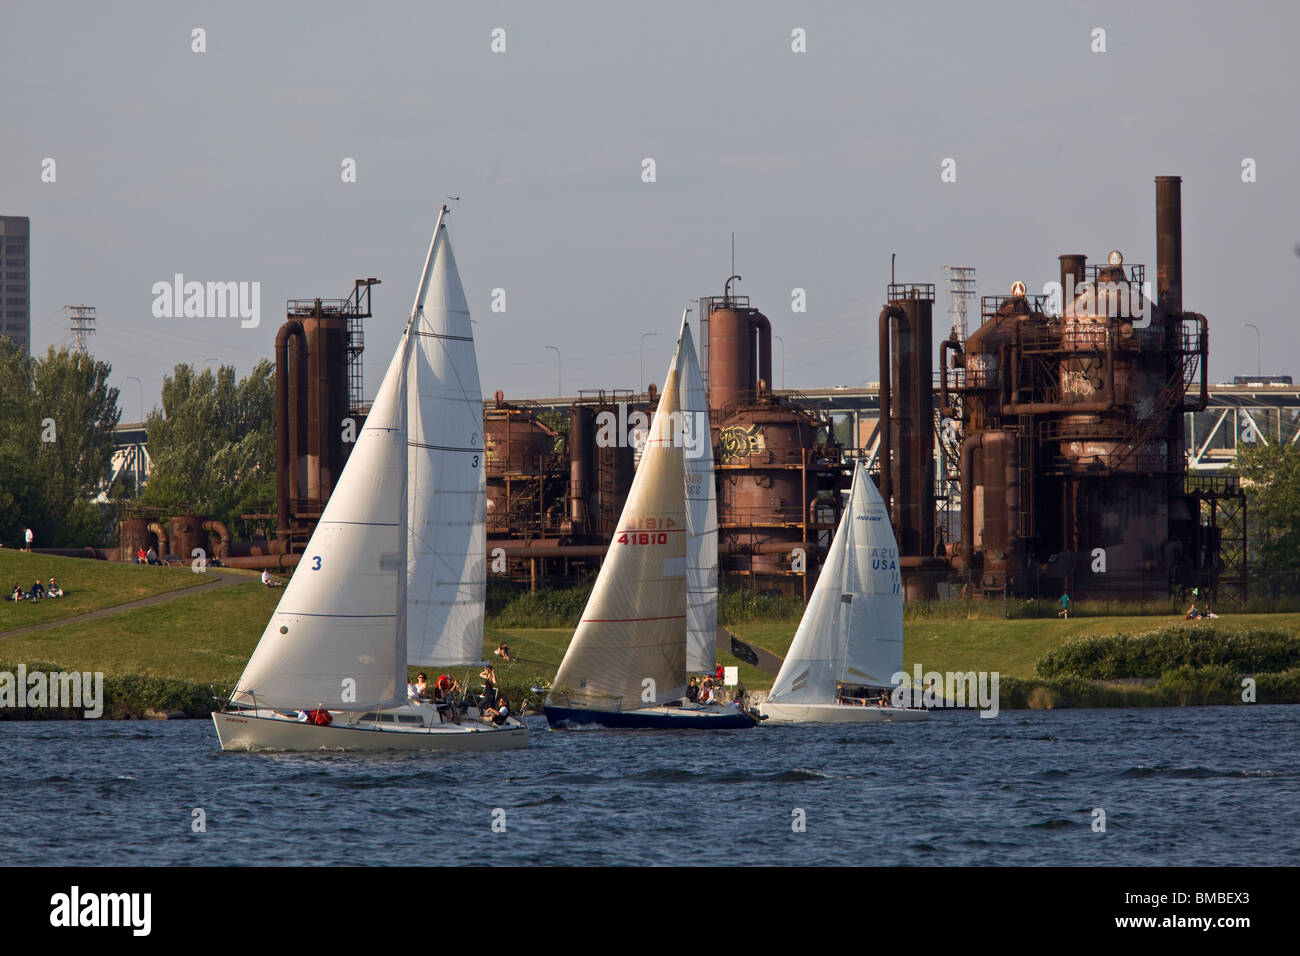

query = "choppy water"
(2, 706), (1297, 866)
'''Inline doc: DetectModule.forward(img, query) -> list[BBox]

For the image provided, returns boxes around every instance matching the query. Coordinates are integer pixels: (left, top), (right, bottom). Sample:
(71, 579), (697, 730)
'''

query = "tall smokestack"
(1156, 175), (1182, 316)
(1058, 254), (1086, 297)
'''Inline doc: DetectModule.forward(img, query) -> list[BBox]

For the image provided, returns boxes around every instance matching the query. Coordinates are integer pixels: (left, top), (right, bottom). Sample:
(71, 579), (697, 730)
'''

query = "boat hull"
(757, 702), (929, 724)
(212, 710), (529, 752)
(544, 703), (757, 730)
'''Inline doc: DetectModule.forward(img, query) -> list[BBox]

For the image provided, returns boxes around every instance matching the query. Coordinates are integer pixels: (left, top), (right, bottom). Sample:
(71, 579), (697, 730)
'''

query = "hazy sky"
(3, 0), (1297, 418)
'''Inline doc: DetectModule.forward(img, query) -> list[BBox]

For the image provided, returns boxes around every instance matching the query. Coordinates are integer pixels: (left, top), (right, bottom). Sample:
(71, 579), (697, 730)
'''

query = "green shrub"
(1036, 625), (1300, 680)
(486, 579), (595, 629)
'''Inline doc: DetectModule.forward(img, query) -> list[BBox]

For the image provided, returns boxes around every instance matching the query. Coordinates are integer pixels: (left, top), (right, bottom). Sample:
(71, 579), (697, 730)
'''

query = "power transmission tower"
(942, 267), (976, 343)
(65, 304), (96, 354)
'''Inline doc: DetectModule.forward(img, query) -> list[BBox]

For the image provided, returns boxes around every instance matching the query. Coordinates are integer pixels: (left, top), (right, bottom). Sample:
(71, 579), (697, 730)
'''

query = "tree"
(139, 361), (276, 531)
(0, 341), (120, 547)
(1233, 442), (1300, 573)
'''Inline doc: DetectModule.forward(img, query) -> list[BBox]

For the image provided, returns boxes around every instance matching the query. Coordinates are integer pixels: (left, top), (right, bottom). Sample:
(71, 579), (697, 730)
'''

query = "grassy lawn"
(0, 581), (282, 683)
(6, 554), (1298, 703)
(725, 612), (1300, 688)
(0, 550), (215, 632)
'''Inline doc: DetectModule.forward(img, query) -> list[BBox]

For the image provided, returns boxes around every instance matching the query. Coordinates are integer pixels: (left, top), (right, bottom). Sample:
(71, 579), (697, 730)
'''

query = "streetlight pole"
(545, 345), (561, 396)
(125, 375), (143, 423)
(773, 334), (785, 390)
(640, 332), (658, 395)
(1243, 323), (1261, 377)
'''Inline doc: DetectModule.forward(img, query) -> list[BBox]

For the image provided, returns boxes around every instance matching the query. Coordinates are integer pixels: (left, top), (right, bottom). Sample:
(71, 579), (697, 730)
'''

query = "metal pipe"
(1058, 255), (1087, 311)
(1156, 176), (1182, 317)
(1002, 401), (1114, 415)
(218, 553), (302, 570)
(957, 433), (985, 573)
(147, 521), (168, 557)
(202, 519), (231, 558)
(275, 320), (307, 535)
(939, 338), (962, 418)
(31, 547), (111, 560)
(1190, 312), (1209, 410)
(749, 313), (772, 393)
(877, 304), (905, 516)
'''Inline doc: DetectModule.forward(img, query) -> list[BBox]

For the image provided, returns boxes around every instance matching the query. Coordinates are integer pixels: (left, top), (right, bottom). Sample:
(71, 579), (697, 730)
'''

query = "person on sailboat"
(483, 695), (510, 726)
(479, 665), (497, 708)
(686, 677), (699, 703)
(415, 673), (431, 699)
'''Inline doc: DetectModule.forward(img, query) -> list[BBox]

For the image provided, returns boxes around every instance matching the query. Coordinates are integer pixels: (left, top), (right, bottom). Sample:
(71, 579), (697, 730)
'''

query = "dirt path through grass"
(0, 570), (244, 640)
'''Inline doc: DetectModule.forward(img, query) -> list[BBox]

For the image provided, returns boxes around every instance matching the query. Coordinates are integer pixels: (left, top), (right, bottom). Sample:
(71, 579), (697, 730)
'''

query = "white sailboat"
(758, 460), (928, 724)
(212, 207), (528, 751)
(544, 317), (755, 730)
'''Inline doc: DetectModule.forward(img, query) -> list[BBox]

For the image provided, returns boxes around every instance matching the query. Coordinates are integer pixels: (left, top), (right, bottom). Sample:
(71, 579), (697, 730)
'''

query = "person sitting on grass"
(7, 583), (24, 602)
(135, 547), (147, 564)
(260, 570), (282, 588)
(146, 546), (160, 566)
(47, 578), (63, 598)
(494, 642), (513, 662)
(30, 580), (45, 600)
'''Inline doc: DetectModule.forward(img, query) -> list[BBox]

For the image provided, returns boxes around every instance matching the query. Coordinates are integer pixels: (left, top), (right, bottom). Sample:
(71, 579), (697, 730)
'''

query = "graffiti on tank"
(719, 424), (765, 462)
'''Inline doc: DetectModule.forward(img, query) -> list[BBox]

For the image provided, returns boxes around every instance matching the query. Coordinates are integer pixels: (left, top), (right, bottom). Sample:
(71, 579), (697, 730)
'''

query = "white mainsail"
(233, 311), (410, 712)
(404, 220), (486, 668)
(766, 460), (903, 705)
(548, 357), (688, 710)
(676, 312), (719, 673)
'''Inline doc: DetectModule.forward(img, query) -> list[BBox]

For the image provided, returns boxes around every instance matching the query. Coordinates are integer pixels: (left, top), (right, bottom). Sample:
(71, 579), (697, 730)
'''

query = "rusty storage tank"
(953, 176), (1209, 602)
(276, 295), (356, 542)
(716, 388), (826, 582)
(169, 514), (210, 563)
(118, 516), (152, 562)
(701, 280), (772, 414)
(484, 392), (565, 538)
(951, 286), (1050, 597)
(878, 283), (950, 600)
(700, 283), (845, 597)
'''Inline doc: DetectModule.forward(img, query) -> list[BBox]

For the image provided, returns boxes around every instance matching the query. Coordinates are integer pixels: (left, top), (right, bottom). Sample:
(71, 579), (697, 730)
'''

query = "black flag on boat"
(730, 635), (759, 666)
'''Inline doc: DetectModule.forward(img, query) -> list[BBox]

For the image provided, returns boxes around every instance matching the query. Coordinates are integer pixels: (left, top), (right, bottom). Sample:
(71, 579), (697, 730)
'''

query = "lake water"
(3, 705), (1297, 867)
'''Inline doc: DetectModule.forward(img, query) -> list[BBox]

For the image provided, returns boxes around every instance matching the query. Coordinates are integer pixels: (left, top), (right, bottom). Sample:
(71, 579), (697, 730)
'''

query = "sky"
(2, 0), (1298, 419)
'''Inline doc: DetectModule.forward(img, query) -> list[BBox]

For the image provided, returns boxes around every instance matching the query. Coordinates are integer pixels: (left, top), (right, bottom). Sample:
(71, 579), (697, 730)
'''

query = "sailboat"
(212, 206), (528, 751)
(757, 460), (928, 724)
(544, 316), (755, 730)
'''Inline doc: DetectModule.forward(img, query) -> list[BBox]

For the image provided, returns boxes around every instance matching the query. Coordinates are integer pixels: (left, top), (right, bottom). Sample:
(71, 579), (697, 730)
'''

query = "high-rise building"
(0, 216), (31, 355)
